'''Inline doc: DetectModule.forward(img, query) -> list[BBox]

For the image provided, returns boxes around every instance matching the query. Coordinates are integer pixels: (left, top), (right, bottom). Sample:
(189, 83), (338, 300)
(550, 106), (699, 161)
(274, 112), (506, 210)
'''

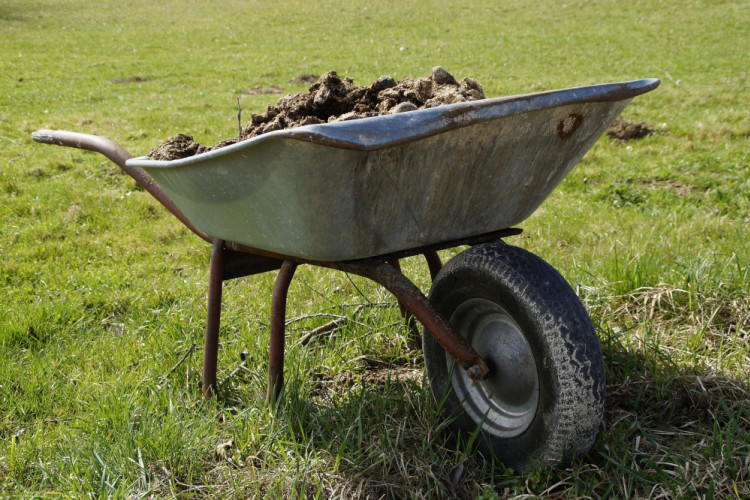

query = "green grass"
(1, 0), (749, 497)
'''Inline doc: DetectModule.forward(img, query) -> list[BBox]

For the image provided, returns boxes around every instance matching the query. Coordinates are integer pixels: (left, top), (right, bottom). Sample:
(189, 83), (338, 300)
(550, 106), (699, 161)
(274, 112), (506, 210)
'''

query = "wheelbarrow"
(32, 78), (659, 472)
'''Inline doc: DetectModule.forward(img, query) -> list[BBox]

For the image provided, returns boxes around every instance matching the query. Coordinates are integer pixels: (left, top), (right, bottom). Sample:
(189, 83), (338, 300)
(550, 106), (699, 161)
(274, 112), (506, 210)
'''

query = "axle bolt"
(466, 365), (485, 383)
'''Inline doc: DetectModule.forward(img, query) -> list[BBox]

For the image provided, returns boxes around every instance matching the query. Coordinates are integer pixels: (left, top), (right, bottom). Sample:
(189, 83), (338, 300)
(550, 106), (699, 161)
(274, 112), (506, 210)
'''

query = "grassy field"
(1, 0), (748, 497)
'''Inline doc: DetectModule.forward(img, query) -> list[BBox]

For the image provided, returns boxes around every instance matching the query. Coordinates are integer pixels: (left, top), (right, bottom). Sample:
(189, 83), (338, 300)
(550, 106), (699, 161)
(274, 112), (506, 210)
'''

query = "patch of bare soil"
(112, 76), (152, 84)
(240, 85), (285, 96)
(606, 117), (655, 141)
(643, 179), (695, 196)
(313, 367), (423, 395)
(148, 67), (485, 161)
(290, 73), (319, 84)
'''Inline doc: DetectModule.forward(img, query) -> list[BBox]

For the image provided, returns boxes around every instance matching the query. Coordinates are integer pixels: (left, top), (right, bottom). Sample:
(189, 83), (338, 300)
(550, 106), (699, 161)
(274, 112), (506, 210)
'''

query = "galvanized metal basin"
(128, 79), (659, 261)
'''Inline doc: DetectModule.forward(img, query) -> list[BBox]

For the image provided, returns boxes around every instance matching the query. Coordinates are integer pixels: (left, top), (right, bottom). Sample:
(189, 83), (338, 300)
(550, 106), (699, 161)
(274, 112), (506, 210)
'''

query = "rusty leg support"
(423, 251), (442, 281)
(266, 260), (298, 405)
(333, 260), (489, 380)
(387, 259), (421, 343)
(203, 239), (224, 400)
(387, 260), (410, 318)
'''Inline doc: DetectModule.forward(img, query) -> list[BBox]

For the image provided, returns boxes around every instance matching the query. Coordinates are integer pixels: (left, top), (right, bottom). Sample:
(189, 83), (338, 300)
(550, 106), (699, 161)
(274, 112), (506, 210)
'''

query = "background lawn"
(1, 0), (748, 497)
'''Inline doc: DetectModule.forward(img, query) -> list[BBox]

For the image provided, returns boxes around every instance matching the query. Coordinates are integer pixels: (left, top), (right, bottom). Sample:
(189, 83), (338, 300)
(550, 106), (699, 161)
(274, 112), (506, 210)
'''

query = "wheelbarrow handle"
(32, 129), (210, 242)
(33, 129), (133, 169)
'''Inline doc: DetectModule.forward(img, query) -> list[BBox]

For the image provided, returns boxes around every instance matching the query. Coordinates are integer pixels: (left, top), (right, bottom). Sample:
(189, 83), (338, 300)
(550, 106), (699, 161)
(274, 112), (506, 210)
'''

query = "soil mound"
(148, 132), (206, 160)
(148, 67), (485, 161)
(606, 117), (655, 141)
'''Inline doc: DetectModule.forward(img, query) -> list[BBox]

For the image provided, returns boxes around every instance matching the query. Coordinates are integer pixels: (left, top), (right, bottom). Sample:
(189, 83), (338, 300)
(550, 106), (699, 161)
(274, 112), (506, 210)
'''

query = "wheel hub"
(448, 298), (539, 437)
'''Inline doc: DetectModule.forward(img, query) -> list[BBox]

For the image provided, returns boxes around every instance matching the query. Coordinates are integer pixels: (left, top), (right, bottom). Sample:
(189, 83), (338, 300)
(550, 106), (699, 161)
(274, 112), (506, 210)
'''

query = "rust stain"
(557, 113), (583, 140)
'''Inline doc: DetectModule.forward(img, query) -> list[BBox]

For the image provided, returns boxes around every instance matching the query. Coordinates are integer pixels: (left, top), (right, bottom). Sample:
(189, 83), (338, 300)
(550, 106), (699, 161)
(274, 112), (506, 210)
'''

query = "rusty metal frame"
(198, 230), (521, 401)
(202, 239), (224, 399)
(329, 259), (489, 377)
(266, 260), (297, 404)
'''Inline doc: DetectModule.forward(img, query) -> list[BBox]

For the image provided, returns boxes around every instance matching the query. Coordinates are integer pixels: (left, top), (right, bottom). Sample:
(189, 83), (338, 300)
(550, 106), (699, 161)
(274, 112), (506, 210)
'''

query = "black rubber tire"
(423, 242), (605, 473)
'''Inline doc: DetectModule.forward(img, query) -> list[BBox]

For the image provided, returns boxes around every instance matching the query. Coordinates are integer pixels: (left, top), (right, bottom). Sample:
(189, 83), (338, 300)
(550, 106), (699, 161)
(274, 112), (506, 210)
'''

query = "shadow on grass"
(215, 363), (509, 499)
(211, 333), (749, 499)
(592, 331), (750, 499)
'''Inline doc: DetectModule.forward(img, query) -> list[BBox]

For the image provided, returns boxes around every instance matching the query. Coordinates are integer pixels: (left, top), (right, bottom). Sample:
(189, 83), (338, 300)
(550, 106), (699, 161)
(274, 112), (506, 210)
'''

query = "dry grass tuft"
(587, 283), (749, 372)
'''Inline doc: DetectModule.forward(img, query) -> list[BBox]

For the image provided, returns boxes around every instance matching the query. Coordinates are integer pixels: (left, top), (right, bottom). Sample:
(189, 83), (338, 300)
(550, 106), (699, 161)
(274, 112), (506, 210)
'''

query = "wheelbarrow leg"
(386, 260), (411, 320)
(387, 259), (423, 346)
(266, 260), (297, 405)
(203, 239), (224, 400)
(387, 252), (442, 313)
(423, 251), (442, 280)
(388, 253), (441, 348)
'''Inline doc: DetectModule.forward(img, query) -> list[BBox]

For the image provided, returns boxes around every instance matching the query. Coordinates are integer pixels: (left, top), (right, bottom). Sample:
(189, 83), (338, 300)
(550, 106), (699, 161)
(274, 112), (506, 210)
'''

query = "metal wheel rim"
(447, 298), (539, 437)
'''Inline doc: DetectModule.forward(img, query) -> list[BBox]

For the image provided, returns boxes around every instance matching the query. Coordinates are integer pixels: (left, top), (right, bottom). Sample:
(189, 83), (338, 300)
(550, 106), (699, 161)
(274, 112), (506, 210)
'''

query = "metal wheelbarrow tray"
(33, 78), (659, 472)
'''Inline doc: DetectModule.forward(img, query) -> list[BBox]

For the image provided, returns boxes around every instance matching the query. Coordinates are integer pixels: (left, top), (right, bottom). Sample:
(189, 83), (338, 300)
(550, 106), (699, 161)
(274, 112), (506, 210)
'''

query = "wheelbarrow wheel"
(423, 242), (605, 473)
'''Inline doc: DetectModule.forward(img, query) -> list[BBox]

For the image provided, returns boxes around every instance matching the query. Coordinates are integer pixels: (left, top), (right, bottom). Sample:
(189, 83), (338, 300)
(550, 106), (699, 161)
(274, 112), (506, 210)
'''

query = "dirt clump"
(112, 76), (152, 84)
(606, 117), (655, 141)
(148, 133), (206, 161)
(148, 67), (485, 161)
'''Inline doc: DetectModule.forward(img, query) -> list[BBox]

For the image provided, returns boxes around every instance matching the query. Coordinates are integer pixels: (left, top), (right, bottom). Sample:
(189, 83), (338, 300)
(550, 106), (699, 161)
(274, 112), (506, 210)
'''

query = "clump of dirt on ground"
(606, 117), (655, 141)
(148, 67), (485, 161)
